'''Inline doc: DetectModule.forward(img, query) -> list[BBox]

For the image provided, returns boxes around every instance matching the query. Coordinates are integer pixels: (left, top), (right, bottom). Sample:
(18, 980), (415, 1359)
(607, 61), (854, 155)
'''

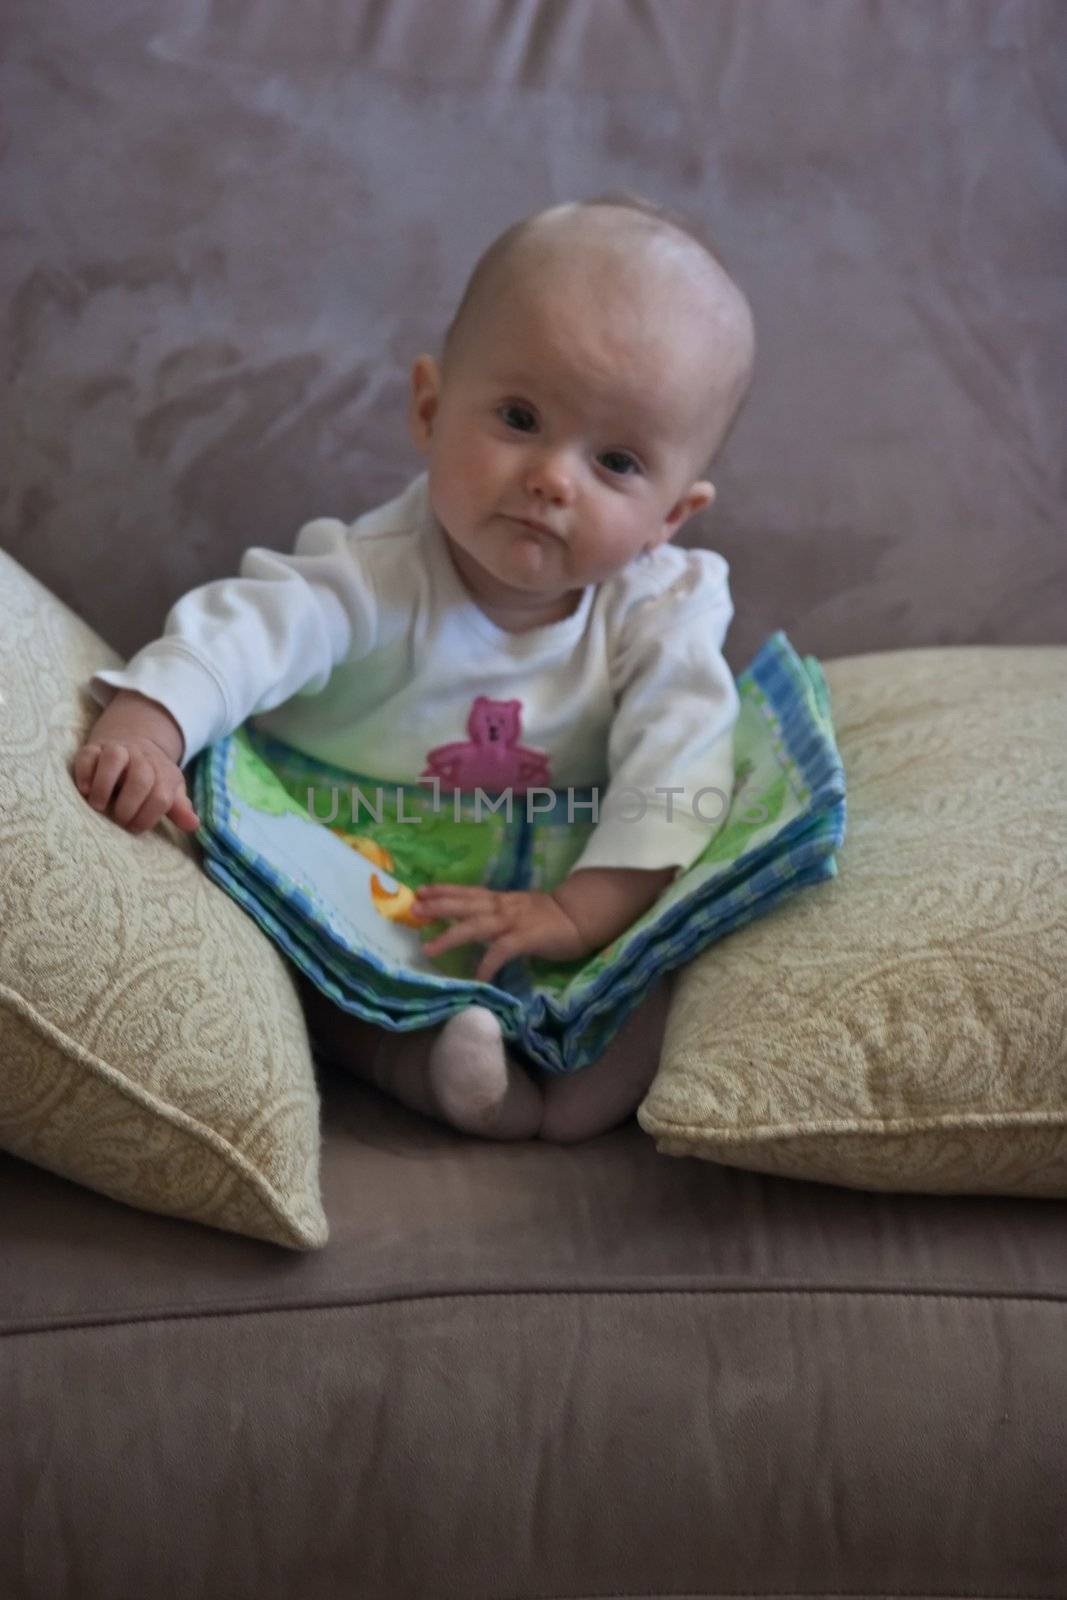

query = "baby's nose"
(525, 451), (577, 504)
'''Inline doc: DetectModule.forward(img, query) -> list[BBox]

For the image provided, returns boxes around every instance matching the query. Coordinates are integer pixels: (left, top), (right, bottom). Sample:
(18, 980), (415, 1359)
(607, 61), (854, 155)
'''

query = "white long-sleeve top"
(88, 472), (740, 873)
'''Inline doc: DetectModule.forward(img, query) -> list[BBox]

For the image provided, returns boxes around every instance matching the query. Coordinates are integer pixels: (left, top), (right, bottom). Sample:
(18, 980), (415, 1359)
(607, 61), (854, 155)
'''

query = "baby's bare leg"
(534, 975), (674, 1144)
(296, 976), (543, 1140)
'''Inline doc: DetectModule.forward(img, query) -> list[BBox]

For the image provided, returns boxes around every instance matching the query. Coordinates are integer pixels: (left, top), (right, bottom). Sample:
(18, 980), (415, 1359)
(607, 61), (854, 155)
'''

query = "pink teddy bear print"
(421, 696), (553, 794)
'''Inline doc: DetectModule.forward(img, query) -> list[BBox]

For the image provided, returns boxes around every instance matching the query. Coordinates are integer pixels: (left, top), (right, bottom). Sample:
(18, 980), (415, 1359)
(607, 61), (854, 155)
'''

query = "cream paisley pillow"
(0, 550), (328, 1248)
(640, 646), (1067, 1197)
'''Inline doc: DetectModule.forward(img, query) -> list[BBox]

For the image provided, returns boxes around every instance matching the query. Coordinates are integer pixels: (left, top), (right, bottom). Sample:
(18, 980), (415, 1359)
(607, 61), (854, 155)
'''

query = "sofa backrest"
(3, 0), (1064, 667)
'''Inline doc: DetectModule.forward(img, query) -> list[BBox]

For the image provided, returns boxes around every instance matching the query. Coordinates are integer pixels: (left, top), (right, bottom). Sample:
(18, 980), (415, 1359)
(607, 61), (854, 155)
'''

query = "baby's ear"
(651, 481), (716, 548)
(408, 355), (442, 450)
(670, 480), (716, 527)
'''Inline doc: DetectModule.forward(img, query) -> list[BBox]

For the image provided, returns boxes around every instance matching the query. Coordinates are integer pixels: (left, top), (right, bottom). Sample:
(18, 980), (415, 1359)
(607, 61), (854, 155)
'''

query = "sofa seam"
(496, 1590), (1064, 1600)
(3, 1283), (1066, 1341)
(491, 1589), (1063, 1599)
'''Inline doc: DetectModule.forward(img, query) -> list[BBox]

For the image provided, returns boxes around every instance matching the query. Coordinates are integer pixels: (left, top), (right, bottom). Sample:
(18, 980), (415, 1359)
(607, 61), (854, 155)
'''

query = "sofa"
(3, 3), (1065, 1597)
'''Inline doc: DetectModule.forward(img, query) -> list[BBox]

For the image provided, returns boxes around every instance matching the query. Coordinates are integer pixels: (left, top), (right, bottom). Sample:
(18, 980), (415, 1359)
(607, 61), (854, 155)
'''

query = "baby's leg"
(296, 975), (543, 1140)
(534, 974), (674, 1145)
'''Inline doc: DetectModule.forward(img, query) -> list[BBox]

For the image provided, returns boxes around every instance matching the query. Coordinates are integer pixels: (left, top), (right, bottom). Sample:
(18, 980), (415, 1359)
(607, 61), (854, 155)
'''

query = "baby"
(72, 194), (756, 1144)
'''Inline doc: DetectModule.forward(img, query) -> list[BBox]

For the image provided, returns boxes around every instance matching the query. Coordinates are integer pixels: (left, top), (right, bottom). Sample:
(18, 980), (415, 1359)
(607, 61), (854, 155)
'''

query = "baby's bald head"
(441, 195), (756, 470)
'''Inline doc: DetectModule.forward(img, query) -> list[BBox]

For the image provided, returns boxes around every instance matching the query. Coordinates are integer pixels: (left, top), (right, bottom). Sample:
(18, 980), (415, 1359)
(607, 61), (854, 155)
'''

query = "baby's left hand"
(412, 884), (590, 984)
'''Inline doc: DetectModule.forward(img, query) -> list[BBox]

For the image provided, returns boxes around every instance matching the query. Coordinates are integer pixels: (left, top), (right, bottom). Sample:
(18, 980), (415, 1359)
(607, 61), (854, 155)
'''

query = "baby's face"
(410, 263), (728, 620)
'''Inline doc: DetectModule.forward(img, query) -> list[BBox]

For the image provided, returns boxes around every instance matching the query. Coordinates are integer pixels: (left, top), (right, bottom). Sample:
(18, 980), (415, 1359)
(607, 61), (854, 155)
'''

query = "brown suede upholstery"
(2, 2), (1065, 1595)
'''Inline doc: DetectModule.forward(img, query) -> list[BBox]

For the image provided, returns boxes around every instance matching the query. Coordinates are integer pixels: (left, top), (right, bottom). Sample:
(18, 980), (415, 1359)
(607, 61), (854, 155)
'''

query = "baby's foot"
(428, 1007), (543, 1140)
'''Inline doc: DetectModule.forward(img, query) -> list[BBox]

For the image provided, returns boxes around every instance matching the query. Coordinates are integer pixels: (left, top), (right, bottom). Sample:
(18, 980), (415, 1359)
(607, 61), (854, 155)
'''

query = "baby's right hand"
(73, 734), (200, 834)
(73, 691), (200, 834)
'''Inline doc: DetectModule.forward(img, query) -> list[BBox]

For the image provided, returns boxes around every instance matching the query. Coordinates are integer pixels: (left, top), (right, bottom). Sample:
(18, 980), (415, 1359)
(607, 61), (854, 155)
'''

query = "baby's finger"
(168, 789), (201, 831)
(72, 745), (100, 795)
(421, 913), (504, 958)
(474, 932), (530, 985)
(415, 886), (495, 917)
(111, 755), (159, 827)
(86, 743), (130, 812)
(125, 790), (173, 835)
(126, 772), (193, 835)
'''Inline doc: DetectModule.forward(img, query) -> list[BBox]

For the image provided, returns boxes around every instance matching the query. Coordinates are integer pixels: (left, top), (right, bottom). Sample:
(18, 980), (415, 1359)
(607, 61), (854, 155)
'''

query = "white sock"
(428, 1007), (543, 1140)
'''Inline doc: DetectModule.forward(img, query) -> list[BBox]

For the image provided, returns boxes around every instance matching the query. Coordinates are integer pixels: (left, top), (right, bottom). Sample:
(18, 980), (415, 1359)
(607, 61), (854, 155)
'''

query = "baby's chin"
(466, 518), (563, 579)
(500, 525), (561, 578)
(452, 533), (593, 618)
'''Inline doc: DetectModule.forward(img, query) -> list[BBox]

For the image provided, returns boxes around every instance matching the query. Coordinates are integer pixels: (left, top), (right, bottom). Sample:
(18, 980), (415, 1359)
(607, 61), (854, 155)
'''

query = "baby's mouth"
(504, 514), (565, 543)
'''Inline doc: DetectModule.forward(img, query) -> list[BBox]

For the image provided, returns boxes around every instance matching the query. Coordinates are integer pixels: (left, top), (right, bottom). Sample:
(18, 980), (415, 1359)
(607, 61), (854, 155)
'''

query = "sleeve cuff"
(569, 802), (718, 874)
(88, 642), (231, 768)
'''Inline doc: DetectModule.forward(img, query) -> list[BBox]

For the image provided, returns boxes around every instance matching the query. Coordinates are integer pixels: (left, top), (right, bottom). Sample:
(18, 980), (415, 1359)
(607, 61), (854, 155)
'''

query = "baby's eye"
(598, 450), (642, 477)
(499, 403), (537, 432)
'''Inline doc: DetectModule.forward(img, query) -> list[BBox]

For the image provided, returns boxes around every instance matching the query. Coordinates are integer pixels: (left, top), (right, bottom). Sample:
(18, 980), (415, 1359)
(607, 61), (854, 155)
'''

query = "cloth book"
(190, 630), (847, 1074)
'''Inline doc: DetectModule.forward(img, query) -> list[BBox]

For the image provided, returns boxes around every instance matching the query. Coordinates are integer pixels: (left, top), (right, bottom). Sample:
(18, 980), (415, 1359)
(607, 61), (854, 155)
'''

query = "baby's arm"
(72, 514), (377, 835)
(73, 689), (199, 834)
(413, 864), (676, 985)
(552, 864), (677, 948)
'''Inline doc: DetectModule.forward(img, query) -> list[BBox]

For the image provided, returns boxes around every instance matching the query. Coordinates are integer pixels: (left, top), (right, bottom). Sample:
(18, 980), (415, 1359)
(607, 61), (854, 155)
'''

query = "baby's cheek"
(468, 429), (516, 488)
(436, 436), (496, 512)
(428, 457), (474, 531)
(590, 512), (644, 573)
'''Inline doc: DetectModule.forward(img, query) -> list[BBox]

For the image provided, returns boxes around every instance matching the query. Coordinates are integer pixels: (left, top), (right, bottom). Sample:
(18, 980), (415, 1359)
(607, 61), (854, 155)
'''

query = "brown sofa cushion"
(640, 645), (1067, 1197)
(0, 550), (329, 1248)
